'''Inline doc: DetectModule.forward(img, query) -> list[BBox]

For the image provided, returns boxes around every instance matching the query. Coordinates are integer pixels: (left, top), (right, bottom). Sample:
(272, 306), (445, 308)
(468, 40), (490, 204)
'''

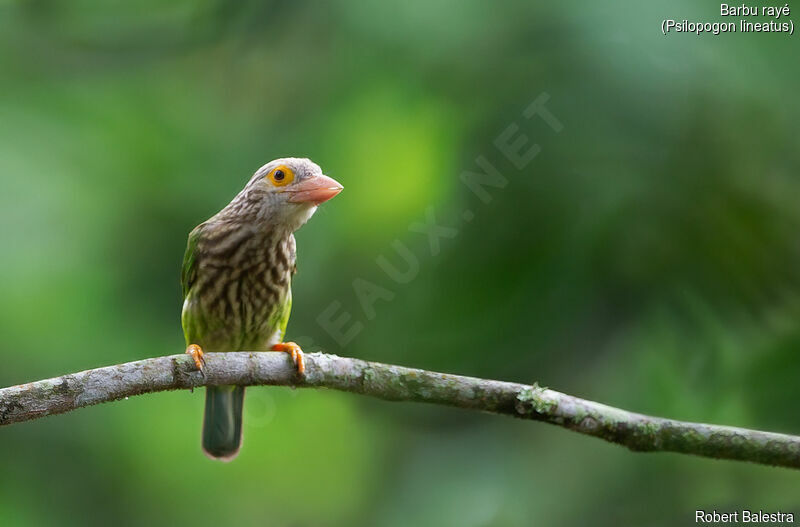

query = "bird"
(180, 157), (343, 461)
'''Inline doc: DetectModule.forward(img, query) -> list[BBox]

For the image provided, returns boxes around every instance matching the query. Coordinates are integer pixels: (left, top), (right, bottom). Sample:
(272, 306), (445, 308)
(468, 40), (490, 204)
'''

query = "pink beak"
(287, 174), (343, 205)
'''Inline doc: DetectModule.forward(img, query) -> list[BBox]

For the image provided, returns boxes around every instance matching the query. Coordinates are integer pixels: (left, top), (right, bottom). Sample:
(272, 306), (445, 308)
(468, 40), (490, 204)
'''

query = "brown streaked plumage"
(180, 157), (342, 460)
(184, 221), (294, 351)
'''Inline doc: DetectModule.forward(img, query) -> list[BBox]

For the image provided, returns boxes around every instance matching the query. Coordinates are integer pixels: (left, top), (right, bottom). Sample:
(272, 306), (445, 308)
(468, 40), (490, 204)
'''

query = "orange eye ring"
(267, 165), (294, 187)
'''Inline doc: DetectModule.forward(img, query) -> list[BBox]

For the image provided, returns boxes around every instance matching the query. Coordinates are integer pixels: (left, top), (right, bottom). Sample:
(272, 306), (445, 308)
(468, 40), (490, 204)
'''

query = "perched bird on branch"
(180, 158), (343, 460)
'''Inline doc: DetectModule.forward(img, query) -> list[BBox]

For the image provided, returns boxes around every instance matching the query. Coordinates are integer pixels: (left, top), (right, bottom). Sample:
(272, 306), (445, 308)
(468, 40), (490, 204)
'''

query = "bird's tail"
(202, 385), (245, 461)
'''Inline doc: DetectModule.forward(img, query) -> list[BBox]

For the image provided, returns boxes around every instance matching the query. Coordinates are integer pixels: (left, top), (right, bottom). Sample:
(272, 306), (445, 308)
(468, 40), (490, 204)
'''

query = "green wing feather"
(181, 224), (203, 299)
(276, 287), (292, 341)
(180, 225), (206, 347)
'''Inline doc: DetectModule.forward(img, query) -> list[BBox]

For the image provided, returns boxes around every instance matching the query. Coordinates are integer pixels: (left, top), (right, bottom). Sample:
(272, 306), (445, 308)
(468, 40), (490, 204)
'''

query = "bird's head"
(236, 157), (343, 231)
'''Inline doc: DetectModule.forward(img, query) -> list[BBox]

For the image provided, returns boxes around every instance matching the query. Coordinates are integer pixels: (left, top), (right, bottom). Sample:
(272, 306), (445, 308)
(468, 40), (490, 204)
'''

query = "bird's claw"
(185, 344), (206, 373)
(271, 342), (305, 375)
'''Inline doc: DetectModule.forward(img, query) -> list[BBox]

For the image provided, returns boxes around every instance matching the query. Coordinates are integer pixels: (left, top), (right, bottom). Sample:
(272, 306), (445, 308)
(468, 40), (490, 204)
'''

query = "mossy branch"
(1, 351), (798, 469)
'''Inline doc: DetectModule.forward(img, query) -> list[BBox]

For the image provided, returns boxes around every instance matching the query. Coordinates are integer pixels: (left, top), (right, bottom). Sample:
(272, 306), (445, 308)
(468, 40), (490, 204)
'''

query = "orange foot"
(185, 344), (206, 372)
(272, 342), (305, 375)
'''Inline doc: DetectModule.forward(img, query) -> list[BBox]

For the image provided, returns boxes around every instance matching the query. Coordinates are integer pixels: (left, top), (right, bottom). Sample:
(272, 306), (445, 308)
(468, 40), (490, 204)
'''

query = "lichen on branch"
(1, 352), (799, 469)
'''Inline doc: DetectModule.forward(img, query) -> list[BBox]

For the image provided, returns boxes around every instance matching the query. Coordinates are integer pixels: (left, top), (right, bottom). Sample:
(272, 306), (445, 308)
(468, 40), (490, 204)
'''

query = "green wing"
(181, 224), (203, 299)
(265, 286), (293, 342)
(277, 288), (292, 340)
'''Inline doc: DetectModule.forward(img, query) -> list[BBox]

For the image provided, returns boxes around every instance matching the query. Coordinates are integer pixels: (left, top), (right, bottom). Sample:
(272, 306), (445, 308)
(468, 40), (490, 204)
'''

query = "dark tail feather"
(202, 385), (245, 461)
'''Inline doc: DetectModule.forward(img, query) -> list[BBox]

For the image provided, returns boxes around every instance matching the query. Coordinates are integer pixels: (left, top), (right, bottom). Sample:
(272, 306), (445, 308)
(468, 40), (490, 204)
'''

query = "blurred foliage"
(1, 0), (800, 525)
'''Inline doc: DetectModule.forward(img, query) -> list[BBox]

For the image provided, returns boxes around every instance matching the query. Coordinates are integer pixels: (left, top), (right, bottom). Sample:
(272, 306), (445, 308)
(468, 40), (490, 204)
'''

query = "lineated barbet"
(180, 158), (342, 460)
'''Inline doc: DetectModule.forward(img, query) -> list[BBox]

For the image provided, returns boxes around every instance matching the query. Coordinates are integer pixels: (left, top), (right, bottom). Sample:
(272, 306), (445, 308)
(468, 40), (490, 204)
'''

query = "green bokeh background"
(2, 1), (799, 525)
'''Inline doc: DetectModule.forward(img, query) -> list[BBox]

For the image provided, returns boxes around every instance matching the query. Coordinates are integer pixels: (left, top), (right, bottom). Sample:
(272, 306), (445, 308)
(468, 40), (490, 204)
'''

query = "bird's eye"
(267, 165), (294, 187)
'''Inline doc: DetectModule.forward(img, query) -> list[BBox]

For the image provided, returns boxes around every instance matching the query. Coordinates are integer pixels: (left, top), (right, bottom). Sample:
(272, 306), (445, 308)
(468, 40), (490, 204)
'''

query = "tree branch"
(1, 351), (798, 469)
